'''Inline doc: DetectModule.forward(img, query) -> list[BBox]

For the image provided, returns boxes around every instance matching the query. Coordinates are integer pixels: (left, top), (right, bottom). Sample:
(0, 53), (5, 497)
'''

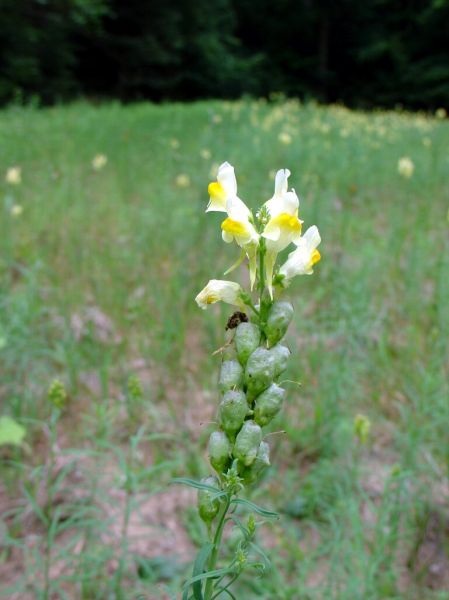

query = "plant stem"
(43, 410), (58, 600)
(115, 440), (134, 597)
(258, 238), (266, 302)
(204, 493), (232, 600)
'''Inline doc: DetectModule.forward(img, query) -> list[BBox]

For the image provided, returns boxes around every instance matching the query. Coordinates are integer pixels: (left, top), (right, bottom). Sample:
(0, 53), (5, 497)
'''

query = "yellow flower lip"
(205, 293), (219, 304)
(208, 181), (226, 201)
(267, 212), (302, 233)
(311, 249), (321, 265)
(221, 218), (248, 236)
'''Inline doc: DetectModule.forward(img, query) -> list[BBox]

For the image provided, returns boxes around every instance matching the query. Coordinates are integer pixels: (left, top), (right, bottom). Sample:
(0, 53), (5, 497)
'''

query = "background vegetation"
(1, 0), (449, 109)
(1, 98), (448, 598)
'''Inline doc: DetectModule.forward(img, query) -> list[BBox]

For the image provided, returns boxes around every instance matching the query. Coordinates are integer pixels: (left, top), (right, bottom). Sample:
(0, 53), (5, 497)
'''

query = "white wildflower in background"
(200, 149), (211, 160)
(5, 166), (21, 185)
(212, 114), (223, 124)
(278, 131), (292, 145)
(398, 157), (414, 178)
(10, 204), (23, 217)
(170, 138), (180, 149)
(175, 174), (191, 188)
(436, 108), (447, 119)
(209, 162), (220, 179)
(92, 154), (107, 170)
(422, 137), (432, 147)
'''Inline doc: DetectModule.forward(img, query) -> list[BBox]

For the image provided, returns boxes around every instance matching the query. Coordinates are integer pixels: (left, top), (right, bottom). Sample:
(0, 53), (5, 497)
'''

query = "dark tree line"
(0, 0), (448, 108)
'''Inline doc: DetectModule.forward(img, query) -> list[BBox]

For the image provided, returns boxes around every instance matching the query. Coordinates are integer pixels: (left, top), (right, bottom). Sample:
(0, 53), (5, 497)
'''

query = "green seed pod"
(268, 343), (291, 378)
(240, 441), (270, 484)
(218, 360), (244, 393)
(219, 390), (249, 437)
(208, 430), (231, 473)
(253, 383), (285, 426)
(235, 322), (261, 366)
(265, 301), (294, 347)
(244, 347), (276, 401)
(233, 420), (262, 466)
(198, 476), (220, 523)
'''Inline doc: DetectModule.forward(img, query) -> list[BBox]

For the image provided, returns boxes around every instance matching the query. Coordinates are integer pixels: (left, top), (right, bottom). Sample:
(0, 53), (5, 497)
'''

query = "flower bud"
(208, 430), (232, 473)
(253, 383), (285, 426)
(233, 420), (262, 466)
(234, 322), (261, 366)
(240, 441), (270, 484)
(219, 390), (249, 437)
(354, 413), (371, 445)
(265, 301), (294, 347)
(244, 347), (275, 401)
(268, 343), (290, 378)
(218, 360), (244, 393)
(48, 379), (67, 409)
(198, 476), (220, 523)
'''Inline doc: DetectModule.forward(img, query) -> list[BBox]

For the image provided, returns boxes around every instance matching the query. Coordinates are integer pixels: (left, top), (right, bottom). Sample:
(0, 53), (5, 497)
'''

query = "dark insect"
(226, 311), (248, 330)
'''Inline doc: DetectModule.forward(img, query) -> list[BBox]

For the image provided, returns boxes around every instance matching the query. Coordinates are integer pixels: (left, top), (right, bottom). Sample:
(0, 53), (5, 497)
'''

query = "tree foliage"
(0, 0), (448, 108)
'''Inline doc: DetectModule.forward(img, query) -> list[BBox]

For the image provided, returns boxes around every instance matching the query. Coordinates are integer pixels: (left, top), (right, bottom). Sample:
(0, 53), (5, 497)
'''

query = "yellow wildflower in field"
(5, 166), (21, 185)
(175, 174), (191, 188)
(279, 225), (321, 283)
(207, 162), (259, 288)
(422, 137), (432, 147)
(262, 169), (303, 297)
(212, 114), (223, 124)
(436, 108), (447, 119)
(195, 280), (244, 310)
(170, 138), (180, 149)
(10, 204), (23, 217)
(200, 149), (211, 160)
(92, 154), (107, 170)
(278, 132), (292, 145)
(398, 157), (414, 178)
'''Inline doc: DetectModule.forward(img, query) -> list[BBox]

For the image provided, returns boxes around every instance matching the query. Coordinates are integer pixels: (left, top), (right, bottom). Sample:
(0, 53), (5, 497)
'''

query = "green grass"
(1, 99), (449, 599)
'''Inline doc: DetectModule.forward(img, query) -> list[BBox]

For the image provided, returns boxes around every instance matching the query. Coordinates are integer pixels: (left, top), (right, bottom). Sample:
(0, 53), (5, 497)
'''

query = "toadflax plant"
(176, 162), (321, 599)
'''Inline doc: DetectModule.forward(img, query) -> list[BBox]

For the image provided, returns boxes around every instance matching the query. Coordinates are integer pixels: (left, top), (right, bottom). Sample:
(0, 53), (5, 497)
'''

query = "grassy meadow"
(1, 99), (449, 599)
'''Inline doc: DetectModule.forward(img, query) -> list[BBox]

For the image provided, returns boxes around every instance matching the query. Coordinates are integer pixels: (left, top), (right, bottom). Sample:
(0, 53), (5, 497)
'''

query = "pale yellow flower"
(92, 154), (107, 171)
(195, 280), (244, 310)
(209, 162), (220, 179)
(279, 225), (321, 283)
(5, 166), (21, 185)
(200, 149), (211, 160)
(207, 162), (259, 288)
(175, 174), (191, 188)
(170, 138), (180, 149)
(436, 108), (447, 120)
(398, 157), (414, 178)
(422, 137), (432, 147)
(212, 114), (223, 124)
(278, 132), (292, 145)
(262, 169), (303, 297)
(10, 204), (23, 217)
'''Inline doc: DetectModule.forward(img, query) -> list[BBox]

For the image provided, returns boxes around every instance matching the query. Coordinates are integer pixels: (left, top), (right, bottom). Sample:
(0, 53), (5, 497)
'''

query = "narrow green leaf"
(184, 567), (233, 587)
(172, 478), (220, 494)
(191, 542), (213, 600)
(230, 498), (279, 518)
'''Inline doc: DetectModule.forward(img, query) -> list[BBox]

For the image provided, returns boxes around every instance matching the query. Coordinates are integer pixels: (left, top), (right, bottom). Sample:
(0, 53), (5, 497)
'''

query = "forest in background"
(1, 0), (448, 109)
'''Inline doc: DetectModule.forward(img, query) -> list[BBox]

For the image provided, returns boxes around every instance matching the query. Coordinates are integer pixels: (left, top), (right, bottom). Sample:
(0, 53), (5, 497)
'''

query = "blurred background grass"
(1, 98), (449, 598)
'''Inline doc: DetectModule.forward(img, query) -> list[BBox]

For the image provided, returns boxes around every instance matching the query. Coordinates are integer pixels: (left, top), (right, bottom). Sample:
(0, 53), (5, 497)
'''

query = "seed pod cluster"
(199, 301), (294, 522)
